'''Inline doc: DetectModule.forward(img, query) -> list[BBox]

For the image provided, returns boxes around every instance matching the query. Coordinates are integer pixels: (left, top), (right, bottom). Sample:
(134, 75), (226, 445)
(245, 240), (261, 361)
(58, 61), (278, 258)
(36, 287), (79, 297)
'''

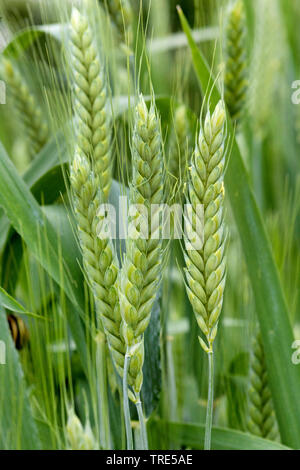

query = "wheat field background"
(0, 0), (299, 451)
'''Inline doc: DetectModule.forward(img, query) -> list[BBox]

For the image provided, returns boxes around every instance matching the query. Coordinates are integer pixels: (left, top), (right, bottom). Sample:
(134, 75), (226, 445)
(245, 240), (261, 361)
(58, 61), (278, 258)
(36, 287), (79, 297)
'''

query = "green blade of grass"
(0, 286), (43, 319)
(2, 28), (58, 59)
(177, 6), (300, 449)
(148, 27), (218, 54)
(142, 292), (162, 417)
(0, 306), (41, 449)
(149, 420), (291, 450)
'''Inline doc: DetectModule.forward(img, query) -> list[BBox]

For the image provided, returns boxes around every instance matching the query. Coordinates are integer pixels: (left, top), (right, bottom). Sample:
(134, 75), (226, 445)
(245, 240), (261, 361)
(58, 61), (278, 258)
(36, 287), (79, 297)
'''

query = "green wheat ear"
(70, 7), (113, 201)
(105, 0), (133, 45)
(224, 0), (248, 125)
(66, 407), (98, 450)
(70, 152), (140, 394)
(1, 58), (49, 158)
(119, 95), (165, 396)
(247, 332), (279, 441)
(184, 100), (227, 352)
(70, 153), (120, 354)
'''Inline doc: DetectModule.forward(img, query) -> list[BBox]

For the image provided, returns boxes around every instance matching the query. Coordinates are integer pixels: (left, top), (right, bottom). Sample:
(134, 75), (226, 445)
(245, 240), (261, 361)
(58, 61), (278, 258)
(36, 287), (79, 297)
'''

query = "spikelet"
(183, 101), (227, 352)
(119, 95), (164, 395)
(167, 105), (191, 204)
(66, 407), (98, 450)
(247, 332), (279, 441)
(1, 59), (49, 158)
(70, 7), (113, 201)
(105, 0), (133, 45)
(224, 0), (248, 125)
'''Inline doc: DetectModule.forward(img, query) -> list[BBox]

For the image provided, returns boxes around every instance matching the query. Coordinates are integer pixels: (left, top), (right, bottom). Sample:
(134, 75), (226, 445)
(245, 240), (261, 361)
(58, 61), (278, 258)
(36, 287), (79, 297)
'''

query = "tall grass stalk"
(123, 353), (133, 449)
(95, 332), (111, 449)
(135, 394), (148, 449)
(204, 350), (214, 450)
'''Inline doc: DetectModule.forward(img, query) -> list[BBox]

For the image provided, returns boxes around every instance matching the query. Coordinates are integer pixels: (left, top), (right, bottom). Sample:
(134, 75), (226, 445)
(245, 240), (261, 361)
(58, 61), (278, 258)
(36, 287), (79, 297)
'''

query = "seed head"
(184, 100), (227, 353)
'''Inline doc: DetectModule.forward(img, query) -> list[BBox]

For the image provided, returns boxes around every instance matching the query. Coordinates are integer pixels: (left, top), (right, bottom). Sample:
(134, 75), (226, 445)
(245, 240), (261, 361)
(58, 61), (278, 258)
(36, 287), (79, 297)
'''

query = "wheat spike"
(224, 0), (248, 125)
(119, 95), (164, 395)
(1, 59), (49, 158)
(70, 152), (139, 392)
(105, 0), (133, 45)
(247, 332), (279, 441)
(183, 100), (227, 352)
(70, 8), (113, 201)
(66, 407), (98, 450)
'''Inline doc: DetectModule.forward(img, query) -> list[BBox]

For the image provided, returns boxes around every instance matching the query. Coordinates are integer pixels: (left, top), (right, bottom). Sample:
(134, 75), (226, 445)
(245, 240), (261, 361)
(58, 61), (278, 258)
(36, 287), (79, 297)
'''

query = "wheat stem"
(135, 393), (148, 450)
(204, 349), (214, 450)
(95, 333), (111, 449)
(123, 352), (133, 450)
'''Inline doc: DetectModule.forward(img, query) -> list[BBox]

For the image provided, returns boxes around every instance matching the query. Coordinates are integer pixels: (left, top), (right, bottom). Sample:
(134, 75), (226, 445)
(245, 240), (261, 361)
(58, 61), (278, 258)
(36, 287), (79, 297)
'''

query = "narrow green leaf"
(149, 420), (291, 450)
(0, 306), (41, 449)
(3, 28), (61, 59)
(0, 286), (43, 319)
(177, 7), (300, 448)
(142, 292), (162, 417)
(148, 27), (218, 54)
